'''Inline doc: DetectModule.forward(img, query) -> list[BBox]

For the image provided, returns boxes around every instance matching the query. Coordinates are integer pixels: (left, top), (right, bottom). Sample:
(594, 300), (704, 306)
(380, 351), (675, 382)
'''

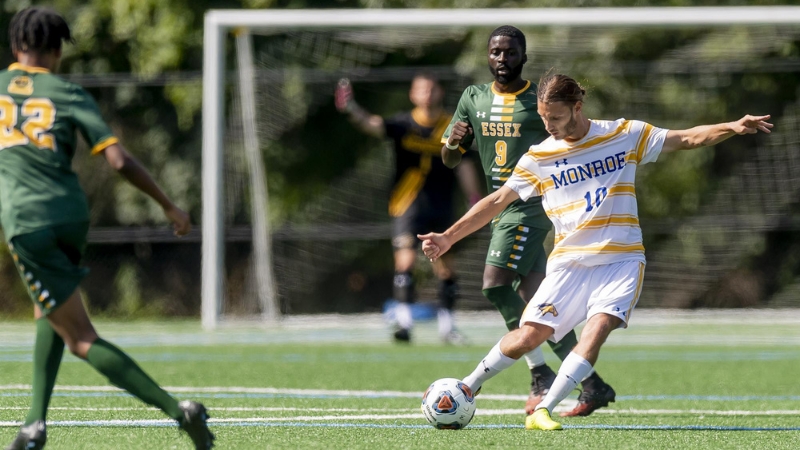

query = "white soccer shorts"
(519, 259), (646, 342)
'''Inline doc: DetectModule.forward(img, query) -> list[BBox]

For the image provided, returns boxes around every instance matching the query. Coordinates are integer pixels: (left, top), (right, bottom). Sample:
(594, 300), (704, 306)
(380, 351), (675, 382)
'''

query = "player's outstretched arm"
(662, 114), (773, 154)
(418, 186), (519, 261)
(335, 78), (385, 138)
(441, 121), (472, 168)
(103, 143), (191, 236)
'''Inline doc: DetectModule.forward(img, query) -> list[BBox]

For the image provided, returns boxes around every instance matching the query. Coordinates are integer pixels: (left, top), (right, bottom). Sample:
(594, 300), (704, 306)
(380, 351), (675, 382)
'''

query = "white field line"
(0, 384), (526, 401)
(2, 408), (800, 428)
(0, 406), (416, 412)
(2, 405), (799, 416)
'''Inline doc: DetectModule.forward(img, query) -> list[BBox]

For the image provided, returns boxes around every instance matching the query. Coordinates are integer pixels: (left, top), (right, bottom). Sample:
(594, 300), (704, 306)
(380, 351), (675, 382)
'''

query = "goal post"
(202, 6), (800, 329)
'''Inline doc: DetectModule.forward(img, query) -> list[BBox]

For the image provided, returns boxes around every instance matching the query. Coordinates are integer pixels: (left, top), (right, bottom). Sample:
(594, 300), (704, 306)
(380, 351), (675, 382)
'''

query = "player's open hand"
(418, 232), (452, 262)
(164, 205), (191, 237)
(732, 115), (773, 135)
(447, 121), (473, 147)
(335, 79), (353, 112)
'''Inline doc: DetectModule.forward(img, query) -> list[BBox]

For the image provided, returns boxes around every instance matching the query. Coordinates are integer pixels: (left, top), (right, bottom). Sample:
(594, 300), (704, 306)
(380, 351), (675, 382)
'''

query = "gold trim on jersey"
(410, 107), (443, 128)
(389, 110), (451, 216)
(635, 123), (654, 163)
(528, 120), (631, 162)
(389, 166), (425, 217)
(512, 165), (544, 196)
(403, 112), (452, 156)
(554, 214), (640, 244)
(626, 262), (646, 322)
(491, 80), (531, 97)
(513, 165), (557, 195)
(549, 242), (645, 260)
(91, 136), (119, 155)
(8, 63), (50, 74)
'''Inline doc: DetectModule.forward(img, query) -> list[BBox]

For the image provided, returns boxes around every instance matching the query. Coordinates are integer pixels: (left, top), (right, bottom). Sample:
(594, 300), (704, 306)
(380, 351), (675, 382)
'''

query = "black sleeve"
(383, 113), (408, 140)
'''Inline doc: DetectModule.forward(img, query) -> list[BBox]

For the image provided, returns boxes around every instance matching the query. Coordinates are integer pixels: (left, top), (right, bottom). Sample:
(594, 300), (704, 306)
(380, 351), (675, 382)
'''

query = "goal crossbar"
(201, 6), (800, 329)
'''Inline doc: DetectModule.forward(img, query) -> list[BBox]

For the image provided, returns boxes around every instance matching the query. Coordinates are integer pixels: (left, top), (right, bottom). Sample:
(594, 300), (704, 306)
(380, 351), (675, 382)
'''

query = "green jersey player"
(2, 7), (213, 449)
(437, 26), (615, 416)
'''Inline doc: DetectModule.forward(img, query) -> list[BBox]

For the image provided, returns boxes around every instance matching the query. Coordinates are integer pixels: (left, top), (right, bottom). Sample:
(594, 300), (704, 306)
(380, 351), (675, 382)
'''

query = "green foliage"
(0, 2), (799, 315)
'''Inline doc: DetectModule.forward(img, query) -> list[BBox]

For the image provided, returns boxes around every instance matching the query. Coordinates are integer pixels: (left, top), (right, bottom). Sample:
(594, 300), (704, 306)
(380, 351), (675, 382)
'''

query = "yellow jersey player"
(421, 72), (772, 430)
(2, 7), (213, 449)
(440, 26), (614, 416)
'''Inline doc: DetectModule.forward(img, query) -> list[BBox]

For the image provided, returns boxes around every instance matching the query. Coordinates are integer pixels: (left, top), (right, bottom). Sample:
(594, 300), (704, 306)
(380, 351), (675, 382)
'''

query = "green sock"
(25, 319), (64, 426)
(547, 328), (578, 361)
(482, 285), (527, 331)
(85, 338), (182, 420)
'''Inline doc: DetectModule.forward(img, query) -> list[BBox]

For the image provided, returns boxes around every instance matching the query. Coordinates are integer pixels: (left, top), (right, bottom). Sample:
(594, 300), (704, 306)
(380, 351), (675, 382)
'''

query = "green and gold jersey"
(443, 81), (551, 229)
(0, 63), (117, 239)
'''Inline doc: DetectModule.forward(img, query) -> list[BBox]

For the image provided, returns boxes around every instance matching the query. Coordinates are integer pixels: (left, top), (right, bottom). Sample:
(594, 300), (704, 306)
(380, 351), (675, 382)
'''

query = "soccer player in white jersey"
(419, 73), (772, 430)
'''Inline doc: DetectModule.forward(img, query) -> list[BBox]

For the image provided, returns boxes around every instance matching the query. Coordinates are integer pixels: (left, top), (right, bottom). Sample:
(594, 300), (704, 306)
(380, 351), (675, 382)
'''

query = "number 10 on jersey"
(584, 186), (608, 212)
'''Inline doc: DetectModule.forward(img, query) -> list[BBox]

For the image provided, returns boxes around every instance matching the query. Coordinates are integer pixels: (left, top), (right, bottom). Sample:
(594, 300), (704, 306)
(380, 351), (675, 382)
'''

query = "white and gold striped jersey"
(505, 119), (668, 272)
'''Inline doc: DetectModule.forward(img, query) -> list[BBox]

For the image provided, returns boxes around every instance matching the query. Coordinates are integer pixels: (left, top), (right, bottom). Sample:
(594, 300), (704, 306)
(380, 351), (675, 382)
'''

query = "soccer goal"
(202, 6), (800, 329)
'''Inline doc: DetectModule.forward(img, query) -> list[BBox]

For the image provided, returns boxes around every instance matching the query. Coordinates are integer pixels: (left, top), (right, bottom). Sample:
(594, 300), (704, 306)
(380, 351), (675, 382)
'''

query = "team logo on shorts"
(537, 303), (558, 317)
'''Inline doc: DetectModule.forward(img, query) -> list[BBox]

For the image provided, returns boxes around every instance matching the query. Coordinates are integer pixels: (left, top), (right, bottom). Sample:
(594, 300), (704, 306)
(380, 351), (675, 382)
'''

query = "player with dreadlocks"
(2, 7), (214, 449)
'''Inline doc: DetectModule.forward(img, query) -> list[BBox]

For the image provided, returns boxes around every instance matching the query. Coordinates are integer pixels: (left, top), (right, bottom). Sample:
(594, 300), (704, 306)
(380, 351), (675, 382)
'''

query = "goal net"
(204, 7), (800, 328)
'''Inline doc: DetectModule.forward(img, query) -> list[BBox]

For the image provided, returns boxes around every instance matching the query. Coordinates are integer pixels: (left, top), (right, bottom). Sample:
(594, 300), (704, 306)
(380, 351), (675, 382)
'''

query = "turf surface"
(1, 310), (798, 449)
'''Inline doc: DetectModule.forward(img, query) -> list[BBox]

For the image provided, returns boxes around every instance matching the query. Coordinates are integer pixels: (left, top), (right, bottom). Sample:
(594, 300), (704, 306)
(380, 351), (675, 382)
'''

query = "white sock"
(462, 342), (517, 392)
(395, 302), (413, 330)
(581, 368), (596, 382)
(522, 346), (546, 369)
(437, 308), (453, 337)
(536, 352), (594, 412)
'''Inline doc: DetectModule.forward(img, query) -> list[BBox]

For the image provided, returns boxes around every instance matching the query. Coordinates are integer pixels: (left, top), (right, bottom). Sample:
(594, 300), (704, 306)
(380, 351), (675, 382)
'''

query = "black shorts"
(391, 197), (453, 250)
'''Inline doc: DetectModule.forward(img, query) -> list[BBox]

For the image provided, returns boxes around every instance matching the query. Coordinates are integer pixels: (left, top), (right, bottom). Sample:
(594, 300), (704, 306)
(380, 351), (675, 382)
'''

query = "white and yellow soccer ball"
(420, 378), (476, 429)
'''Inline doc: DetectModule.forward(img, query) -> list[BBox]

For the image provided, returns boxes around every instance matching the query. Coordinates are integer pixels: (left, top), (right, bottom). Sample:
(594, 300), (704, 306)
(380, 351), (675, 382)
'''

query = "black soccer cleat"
(5, 420), (46, 450)
(178, 401), (215, 449)
(559, 375), (616, 417)
(393, 328), (411, 343)
(524, 364), (557, 415)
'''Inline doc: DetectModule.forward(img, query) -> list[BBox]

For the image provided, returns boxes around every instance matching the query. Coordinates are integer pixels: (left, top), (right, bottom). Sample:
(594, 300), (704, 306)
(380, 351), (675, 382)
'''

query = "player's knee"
(516, 323), (548, 352)
(63, 331), (99, 359)
(481, 268), (516, 290)
(65, 339), (90, 359)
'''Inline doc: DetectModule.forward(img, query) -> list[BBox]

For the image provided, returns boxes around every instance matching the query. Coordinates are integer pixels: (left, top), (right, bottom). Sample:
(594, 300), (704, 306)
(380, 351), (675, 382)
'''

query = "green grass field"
(1, 310), (799, 449)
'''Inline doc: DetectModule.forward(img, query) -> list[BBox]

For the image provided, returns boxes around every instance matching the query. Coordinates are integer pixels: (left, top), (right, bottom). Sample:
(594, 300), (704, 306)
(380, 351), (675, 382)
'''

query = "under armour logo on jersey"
(555, 159), (568, 167)
(476, 111), (486, 118)
(490, 250), (501, 257)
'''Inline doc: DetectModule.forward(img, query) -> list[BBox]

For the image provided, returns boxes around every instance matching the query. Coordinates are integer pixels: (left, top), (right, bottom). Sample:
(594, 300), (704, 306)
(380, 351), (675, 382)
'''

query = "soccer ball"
(420, 378), (476, 429)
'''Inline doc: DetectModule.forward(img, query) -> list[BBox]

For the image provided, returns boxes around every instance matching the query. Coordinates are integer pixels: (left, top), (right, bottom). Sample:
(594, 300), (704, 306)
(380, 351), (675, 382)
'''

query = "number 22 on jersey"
(0, 95), (56, 151)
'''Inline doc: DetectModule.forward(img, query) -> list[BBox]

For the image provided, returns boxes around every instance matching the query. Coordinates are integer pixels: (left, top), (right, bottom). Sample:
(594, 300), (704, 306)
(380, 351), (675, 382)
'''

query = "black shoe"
(560, 375), (616, 417)
(393, 328), (410, 343)
(5, 421), (46, 450)
(178, 401), (215, 449)
(525, 365), (557, 415)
